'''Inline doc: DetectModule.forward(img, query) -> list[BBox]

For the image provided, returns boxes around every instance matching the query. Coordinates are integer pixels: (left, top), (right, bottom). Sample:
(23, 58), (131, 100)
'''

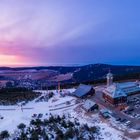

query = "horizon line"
(0, 63), (140, 68)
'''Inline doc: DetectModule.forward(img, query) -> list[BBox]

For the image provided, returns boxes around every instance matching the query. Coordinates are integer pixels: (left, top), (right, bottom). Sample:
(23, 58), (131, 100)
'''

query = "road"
(92, 86), (140, 130)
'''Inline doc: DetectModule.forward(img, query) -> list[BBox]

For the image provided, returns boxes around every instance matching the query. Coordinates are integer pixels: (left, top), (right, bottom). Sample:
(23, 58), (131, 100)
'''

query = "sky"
(0, 0), (140, 66)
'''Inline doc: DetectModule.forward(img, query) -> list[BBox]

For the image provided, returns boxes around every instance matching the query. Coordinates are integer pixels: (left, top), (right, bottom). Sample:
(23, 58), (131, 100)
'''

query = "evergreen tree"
(18, 131), (28, 140)
(17, 123), (26, 131)
(0, 130), (10, 139)
(55, 128), (64, 139)
(64, 127), (75, 139)
(30, 130), (39, 140)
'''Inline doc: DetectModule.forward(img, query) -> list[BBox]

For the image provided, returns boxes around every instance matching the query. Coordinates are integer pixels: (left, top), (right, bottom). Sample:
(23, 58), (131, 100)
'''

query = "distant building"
(73, 84), (95, 98)
(103, 72), (140, 105)
(83, 99), (98, 112)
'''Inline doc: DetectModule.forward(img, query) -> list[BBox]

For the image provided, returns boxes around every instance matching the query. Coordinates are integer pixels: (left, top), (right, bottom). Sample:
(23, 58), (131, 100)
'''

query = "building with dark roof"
(73, 84), (95, 98)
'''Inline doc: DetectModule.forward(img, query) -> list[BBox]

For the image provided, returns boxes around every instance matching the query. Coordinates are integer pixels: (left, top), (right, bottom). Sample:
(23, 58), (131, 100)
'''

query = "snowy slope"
(0, 88), (138, 140)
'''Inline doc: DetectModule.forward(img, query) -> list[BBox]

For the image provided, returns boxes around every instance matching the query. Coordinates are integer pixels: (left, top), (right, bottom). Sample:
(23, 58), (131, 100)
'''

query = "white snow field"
(0, 88), (139, 140)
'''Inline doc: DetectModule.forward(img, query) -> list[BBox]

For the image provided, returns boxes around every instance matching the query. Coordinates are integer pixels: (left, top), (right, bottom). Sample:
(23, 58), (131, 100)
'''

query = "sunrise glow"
(0, 55), (19, 66)
(0, 0), (140, 66)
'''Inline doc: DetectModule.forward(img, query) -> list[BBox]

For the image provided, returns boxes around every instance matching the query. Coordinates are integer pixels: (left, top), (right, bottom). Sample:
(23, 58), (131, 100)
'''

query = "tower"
(107, 71), (113, 87)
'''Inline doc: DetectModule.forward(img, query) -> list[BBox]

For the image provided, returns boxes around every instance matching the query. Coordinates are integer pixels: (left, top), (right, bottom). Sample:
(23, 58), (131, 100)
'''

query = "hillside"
(0, 64), (140, 83)
(73, 64), (140, 82)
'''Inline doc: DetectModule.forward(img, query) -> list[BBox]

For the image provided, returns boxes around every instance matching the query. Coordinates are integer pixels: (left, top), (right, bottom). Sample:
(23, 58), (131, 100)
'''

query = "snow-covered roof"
(107, 72), (113, 77)
(104, 81), (140, 98)
(83, 99), (96, 110)
(74, 84), (93, 97)
(104, 84), (127, 98)
(117, 82), (138, 89)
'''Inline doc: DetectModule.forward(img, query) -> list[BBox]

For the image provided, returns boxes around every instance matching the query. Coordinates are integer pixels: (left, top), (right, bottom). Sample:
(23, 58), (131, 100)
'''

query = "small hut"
(83, 99), (98, 112)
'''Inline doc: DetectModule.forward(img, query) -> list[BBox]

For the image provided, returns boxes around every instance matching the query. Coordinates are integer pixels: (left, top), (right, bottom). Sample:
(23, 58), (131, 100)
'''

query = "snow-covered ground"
(0, 88), (139, 140)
